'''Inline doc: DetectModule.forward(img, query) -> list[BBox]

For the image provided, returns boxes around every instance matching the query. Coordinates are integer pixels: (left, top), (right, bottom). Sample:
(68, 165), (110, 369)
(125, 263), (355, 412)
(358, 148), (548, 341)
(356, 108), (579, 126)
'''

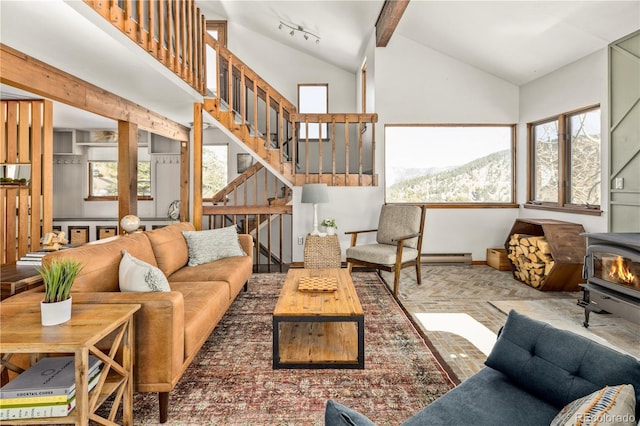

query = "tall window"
(88, 161), (151, 199)
(528, 106), (601, 213)
(298, 84), (328, 140)
(206, 20), (227, 47)
(202, 145), (228, 199)
(385, 124), (516, 205)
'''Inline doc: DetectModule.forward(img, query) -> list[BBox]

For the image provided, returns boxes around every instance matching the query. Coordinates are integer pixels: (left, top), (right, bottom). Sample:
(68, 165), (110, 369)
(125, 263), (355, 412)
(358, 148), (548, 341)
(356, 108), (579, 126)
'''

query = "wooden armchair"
(345, 204), (427, 296)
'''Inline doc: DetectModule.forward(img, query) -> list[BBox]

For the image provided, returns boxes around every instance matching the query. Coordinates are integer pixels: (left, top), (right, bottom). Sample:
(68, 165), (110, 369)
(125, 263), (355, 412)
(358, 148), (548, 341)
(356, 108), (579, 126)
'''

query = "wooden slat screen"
(1, 100), (53, 265)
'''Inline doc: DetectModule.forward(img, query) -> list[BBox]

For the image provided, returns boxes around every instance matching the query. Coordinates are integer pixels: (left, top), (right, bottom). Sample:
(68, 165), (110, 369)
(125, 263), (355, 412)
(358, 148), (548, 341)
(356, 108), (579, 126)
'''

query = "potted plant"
(37, 259), (83, 326)
(321, 218), (338, 236)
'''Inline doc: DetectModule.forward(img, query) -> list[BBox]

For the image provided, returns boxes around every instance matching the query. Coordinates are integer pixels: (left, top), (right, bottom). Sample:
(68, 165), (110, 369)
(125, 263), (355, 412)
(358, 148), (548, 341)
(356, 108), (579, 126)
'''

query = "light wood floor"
(380, 265), (640, 381)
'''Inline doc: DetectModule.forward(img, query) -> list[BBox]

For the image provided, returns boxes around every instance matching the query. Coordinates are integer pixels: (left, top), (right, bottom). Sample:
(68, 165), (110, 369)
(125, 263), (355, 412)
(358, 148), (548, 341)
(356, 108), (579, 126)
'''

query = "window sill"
(85, 196), (154, 201)
(386, 203), (520, 209)
(523, 203), (602, 216)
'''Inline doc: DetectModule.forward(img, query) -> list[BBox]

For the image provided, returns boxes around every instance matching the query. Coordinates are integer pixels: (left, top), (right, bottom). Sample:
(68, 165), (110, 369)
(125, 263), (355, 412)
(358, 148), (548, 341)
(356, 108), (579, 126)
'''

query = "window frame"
(86, 160), (153, 201)
(384, 123), (518, 208)
(526, 104), (602, 216)
(297, 83), (328, 141)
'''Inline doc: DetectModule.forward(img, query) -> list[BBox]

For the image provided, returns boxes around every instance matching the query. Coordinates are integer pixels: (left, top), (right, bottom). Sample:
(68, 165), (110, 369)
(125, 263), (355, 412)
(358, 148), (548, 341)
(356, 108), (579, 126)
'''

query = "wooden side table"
(0, 265), (44, 301)
(0, 303), (140, 425)
(304, 234), (341, 269)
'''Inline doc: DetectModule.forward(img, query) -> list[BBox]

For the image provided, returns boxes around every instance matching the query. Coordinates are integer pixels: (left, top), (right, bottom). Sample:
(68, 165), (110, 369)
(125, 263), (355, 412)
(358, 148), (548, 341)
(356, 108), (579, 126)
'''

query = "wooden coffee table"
(273, 268), (364, 369)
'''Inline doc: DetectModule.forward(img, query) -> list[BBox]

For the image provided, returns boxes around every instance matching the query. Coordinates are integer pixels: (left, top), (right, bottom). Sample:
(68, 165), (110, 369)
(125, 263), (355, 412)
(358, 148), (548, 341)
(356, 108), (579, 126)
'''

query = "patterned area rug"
(126, 272), (456, 425)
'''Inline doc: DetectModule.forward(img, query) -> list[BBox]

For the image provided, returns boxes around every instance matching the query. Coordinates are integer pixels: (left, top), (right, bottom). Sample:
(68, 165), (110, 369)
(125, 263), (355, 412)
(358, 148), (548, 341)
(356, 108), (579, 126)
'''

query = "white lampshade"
(120, 215), (141, 234)
(301, 184), (329, 204)
(301, 184), (329, 236)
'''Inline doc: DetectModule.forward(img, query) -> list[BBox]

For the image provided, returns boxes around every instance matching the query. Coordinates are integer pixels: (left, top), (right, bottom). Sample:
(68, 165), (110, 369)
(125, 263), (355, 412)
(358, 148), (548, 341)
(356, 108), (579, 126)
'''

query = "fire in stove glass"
(609, 256), (635, 284)
(599, 255), (639, 288)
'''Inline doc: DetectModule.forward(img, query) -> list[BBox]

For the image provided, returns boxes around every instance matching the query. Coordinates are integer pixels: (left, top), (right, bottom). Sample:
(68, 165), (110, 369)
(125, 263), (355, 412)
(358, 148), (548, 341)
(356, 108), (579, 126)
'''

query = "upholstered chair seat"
(346, 204), (426, 296)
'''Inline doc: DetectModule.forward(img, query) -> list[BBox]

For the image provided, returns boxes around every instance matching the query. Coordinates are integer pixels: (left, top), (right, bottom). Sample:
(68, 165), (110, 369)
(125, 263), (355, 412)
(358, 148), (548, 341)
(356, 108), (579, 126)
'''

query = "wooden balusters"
(84, 0), (206, 94)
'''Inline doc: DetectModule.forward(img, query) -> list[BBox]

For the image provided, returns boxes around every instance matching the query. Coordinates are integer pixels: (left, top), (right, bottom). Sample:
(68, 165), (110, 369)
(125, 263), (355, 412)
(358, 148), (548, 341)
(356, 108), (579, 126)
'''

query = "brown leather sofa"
(2, 222), (253, 423)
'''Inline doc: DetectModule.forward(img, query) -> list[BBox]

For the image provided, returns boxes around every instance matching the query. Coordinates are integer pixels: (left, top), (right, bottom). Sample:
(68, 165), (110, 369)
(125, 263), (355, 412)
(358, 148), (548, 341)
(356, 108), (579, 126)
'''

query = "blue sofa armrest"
(485, 310), (640, 416)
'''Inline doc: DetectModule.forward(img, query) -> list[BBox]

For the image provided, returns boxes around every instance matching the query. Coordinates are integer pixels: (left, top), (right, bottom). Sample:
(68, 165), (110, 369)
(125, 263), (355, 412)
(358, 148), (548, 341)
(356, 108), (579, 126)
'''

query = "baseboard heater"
(420, 253), (472, 264)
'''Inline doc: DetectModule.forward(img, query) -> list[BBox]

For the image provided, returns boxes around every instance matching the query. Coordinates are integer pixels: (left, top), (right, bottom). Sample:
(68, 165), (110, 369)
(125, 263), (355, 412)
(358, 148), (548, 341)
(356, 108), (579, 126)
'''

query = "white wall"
(373, 34), (521, 260)
(227, 24), (356, 113)
(518, 49), (608, 233)
(226, 24), (365, 262)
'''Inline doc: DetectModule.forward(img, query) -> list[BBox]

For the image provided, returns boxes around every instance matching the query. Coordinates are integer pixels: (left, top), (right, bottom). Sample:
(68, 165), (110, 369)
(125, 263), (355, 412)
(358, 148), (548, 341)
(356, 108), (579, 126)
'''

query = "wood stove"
(580, 233), (640, 327)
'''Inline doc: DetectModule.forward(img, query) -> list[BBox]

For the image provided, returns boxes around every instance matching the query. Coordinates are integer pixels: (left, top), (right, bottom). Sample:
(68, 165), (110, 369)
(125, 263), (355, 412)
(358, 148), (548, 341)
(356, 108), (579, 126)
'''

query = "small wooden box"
(487, 248), (511, 271)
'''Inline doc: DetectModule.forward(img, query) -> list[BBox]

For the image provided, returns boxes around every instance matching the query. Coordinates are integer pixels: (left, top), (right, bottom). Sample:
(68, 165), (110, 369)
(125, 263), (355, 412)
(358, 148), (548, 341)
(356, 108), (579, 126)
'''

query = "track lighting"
(278, 20), (320, 44)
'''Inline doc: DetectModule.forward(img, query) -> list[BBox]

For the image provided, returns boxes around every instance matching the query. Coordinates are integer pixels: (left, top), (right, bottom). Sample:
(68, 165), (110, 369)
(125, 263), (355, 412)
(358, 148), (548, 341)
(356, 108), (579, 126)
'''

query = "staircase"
(202, 156), (292, 272)
(203, 35), (378, 187)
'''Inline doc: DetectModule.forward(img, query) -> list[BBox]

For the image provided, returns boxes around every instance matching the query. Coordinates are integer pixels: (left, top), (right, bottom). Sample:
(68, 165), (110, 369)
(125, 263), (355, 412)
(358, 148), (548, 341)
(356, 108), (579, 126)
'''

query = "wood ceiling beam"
(375, 0), (410, 47)
(0, 43), (190, 141)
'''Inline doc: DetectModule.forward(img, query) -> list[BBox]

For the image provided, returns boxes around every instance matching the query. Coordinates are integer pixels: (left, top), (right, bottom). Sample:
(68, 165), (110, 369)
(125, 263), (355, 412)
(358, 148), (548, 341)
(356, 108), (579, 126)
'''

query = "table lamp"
(301, 183), (329, 236)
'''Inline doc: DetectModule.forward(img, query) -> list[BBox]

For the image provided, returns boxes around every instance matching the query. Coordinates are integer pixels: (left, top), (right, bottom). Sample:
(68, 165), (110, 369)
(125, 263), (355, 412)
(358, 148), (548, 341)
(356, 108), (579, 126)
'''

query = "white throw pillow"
(550, 384), (636, 426)
(119, 250), (171, 292)
(182, 226), (246, 266)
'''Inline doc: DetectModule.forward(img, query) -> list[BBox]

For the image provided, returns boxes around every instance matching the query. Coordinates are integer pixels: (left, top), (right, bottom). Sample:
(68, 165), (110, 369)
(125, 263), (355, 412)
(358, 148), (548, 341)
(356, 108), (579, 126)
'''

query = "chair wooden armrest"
(391, 232), (420, 243)
(344, 229), (377, 247)
(343, 229), (378, 235)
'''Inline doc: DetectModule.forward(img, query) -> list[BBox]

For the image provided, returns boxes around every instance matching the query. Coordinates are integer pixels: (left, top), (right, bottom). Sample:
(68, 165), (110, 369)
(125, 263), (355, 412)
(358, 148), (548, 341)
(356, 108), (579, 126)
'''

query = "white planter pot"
(326, 227), (336, 236)
(40, 297), (72, 326)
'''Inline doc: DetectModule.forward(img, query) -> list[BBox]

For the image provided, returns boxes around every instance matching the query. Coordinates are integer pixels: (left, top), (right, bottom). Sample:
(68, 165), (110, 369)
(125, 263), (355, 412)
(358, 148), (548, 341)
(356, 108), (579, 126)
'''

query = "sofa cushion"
(325, 400), (376, 426)
(485, 310), (640, 415)
(402, 367), (560, 426)
(167, 255), (253, 300)
(43, 232), (157, 293)
(145, 222), (193, 277)
(119, 250), (170, 292)
(169, 281), (230, 359)
(182, 226), (247, 266)
(550, 384), (636, 426)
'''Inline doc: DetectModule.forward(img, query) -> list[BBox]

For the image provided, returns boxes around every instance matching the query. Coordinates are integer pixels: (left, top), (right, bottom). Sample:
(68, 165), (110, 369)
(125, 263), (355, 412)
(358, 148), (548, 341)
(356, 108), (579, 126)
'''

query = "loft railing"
(84, 0), (206, 94)
(290, 113), (378, 186)
(205, 36), (378, 186)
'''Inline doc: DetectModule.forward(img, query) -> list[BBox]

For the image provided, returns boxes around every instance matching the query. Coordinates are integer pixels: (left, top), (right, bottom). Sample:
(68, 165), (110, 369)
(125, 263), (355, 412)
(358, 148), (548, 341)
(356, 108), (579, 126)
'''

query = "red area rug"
(130, 272), (456, 425)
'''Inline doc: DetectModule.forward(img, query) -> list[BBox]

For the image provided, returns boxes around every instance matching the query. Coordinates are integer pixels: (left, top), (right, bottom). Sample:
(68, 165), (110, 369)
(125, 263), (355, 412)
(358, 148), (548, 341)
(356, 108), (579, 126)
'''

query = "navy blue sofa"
(326, 310), (640, 426)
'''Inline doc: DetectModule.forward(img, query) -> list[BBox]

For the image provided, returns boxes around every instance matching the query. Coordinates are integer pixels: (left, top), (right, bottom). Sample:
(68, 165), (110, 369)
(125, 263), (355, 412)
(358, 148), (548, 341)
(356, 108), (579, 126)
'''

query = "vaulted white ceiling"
(197, 0), (640, 84)
(1, 1), (638, 129)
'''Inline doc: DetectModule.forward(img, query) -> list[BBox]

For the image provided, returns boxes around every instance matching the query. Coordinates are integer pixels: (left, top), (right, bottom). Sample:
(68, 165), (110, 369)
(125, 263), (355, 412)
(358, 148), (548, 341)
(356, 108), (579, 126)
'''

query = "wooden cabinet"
(505, 219), (586, 291)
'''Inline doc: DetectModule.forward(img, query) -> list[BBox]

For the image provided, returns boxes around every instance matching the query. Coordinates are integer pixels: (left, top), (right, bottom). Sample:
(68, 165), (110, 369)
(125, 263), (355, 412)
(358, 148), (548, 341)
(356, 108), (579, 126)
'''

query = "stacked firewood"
(507, 234), (555, 288)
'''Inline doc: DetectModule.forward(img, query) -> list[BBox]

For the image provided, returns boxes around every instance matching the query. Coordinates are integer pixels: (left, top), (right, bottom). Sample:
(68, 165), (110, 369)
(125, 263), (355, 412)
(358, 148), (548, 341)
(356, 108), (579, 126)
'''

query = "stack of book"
(0, 356), (102, 420)
(15, 252), (47, 266)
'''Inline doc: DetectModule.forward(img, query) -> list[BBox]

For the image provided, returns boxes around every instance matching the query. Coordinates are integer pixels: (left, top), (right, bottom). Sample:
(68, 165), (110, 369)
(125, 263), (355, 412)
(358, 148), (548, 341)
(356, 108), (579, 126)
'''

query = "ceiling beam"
(0, 43), (190, 141)
(375, 0), (410, 47)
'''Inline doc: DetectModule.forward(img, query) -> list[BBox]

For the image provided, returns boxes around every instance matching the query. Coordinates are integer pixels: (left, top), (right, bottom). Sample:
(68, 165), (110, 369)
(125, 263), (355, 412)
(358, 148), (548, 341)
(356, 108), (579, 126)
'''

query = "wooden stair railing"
(84, 0), (206, 95)
(203, 35), (378, 187)
(203, 155), (292, 272)
(203, 205), (292, 273)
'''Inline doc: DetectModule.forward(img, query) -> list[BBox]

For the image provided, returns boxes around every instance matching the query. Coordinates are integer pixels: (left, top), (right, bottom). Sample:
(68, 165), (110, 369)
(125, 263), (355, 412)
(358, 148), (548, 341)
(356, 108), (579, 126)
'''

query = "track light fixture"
(278, 20), (320, 44)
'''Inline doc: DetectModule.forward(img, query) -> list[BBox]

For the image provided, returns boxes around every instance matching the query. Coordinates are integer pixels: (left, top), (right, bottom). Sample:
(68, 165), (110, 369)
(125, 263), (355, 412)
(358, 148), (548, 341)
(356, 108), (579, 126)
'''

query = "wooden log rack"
(505, 218), (586, 291)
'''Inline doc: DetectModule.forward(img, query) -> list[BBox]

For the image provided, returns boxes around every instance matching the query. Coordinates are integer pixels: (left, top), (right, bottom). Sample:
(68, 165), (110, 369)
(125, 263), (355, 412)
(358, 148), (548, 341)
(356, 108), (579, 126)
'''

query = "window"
(385, 124), (516, 205)
(528, 106), (600, 213)
(206, 20), (227, 47)
(202, 145), (228, 199)
(88, 161), (151, 199)
(298, 84), (328, 140)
